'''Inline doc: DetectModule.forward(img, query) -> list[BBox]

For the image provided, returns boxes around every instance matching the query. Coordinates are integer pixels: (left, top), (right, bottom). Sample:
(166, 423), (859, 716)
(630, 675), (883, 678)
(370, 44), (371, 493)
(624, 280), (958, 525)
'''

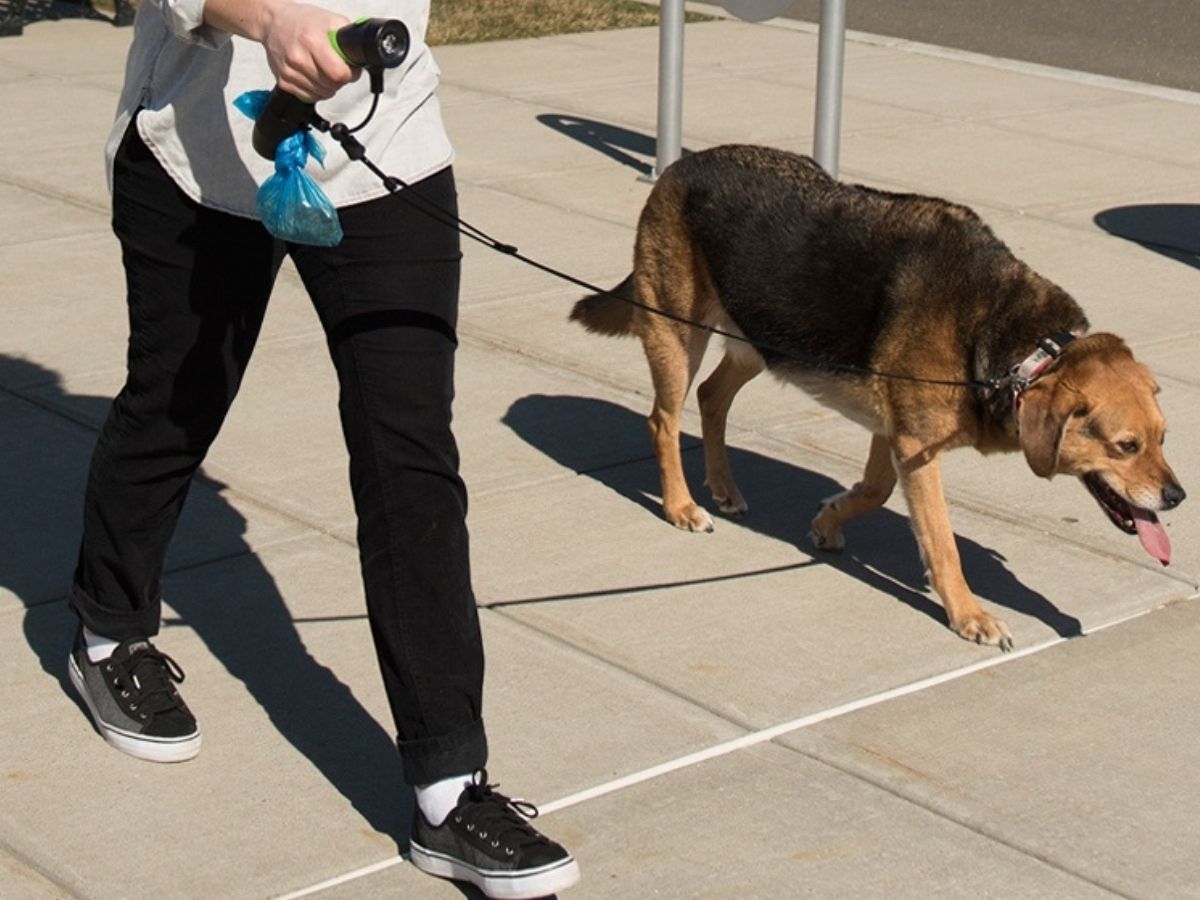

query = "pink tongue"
(1132, 507), (1171, 566)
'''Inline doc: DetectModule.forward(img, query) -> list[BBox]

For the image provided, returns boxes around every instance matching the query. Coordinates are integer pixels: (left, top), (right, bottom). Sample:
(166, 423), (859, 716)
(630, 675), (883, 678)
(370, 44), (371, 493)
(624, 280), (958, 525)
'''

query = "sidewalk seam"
(796, 748), (1137, 899)
(0, 835), (84, 900)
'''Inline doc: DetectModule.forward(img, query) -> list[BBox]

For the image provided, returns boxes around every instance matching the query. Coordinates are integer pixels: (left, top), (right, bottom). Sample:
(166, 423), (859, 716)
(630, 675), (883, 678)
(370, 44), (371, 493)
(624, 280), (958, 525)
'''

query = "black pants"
(71, 124), (487, 784)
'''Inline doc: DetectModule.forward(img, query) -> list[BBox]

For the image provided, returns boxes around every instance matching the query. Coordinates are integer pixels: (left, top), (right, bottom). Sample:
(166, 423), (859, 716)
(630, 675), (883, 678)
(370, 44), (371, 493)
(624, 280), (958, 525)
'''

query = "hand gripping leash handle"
(251, 17), (410, 160)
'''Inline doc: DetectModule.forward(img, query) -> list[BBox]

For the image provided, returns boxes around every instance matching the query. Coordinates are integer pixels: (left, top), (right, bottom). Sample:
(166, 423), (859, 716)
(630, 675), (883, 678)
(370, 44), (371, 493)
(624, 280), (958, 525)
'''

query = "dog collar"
(1004, 332), (1077, 400)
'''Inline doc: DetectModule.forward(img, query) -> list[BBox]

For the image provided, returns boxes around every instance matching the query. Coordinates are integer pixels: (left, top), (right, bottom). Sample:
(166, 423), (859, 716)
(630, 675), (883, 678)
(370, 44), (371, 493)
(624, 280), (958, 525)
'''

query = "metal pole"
(813, 0), (847, 177)
(651, 0), (685, 180)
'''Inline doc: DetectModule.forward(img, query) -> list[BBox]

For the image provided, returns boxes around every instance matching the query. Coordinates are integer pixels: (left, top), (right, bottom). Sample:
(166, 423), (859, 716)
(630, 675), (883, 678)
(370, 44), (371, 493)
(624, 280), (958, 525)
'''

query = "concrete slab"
(2, 77), (116, 155)
(842, 121), (1199, 213)
(466, 158), (655, 226)
(3, 140), (116, 218)
(0, 183), (106, 245)
(1143, 333), (1200, 388)
(0, 232), (127, 389)
(444, 86), (654, 184)
(980, 213), (1200, 346)
(995, 95), (1200, 168)
(455, 182), (636, 305)
(782, 599), (1200, 899)
(841, 47), (1134, 121)
(0, 386), (315, 613)
(0, 19), (131, 79)
(544, 743), (1117, 899)
(0, 849), (69, 900)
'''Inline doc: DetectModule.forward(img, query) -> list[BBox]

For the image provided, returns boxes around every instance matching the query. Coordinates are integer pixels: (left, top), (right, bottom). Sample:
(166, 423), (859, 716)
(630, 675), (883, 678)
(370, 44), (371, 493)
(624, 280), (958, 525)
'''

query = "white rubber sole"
(409, 840), (580, 900)
(68, 653), (201, 764)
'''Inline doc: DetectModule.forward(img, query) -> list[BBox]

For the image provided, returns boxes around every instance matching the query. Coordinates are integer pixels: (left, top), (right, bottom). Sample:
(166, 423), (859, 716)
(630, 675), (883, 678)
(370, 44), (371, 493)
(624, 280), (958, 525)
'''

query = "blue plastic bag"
(234, 90), (344, 246)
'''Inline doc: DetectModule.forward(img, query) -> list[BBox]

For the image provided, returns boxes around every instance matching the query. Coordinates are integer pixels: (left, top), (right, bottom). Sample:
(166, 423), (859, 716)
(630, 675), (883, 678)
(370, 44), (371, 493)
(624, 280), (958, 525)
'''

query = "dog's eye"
(1117, 439), (1140, 455)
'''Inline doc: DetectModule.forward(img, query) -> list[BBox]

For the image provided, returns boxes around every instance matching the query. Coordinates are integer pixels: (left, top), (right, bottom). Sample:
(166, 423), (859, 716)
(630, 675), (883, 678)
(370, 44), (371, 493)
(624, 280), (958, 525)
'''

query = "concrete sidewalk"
(2, 11), (1198, 899)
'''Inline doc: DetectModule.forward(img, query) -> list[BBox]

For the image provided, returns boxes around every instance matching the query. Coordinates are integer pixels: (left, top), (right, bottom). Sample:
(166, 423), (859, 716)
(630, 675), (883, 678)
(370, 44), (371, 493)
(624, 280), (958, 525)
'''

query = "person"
(65, 1), (580, 896)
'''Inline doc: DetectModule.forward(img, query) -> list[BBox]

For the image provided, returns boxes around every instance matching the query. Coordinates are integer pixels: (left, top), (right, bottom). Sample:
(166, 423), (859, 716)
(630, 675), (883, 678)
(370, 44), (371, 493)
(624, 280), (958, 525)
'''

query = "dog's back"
(574, 144), (1059, 383)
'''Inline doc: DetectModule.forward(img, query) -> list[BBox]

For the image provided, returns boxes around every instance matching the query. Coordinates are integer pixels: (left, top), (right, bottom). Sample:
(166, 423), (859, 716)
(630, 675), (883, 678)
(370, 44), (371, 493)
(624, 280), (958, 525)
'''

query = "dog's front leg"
(894, 437), (1014, 651)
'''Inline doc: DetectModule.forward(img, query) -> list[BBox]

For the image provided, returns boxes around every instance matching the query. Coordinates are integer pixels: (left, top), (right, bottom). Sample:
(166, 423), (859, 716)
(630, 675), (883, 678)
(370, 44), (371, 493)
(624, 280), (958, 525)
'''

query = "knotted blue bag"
(234, 90), (344, 246)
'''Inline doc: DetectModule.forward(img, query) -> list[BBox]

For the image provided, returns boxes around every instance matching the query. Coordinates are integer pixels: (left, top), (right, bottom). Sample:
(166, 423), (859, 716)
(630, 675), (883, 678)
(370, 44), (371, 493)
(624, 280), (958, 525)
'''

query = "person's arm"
(201, 0), (358, 100)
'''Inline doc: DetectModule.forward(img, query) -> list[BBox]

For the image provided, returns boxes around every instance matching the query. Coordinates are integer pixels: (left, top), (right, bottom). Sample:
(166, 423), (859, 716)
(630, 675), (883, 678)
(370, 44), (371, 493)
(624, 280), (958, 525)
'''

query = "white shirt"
(107, 0), (454, 218)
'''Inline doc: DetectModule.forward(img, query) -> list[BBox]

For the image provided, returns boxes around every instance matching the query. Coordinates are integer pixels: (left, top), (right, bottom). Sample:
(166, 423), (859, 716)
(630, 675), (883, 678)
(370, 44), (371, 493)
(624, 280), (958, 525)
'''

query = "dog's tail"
(570, 274), (637, 337)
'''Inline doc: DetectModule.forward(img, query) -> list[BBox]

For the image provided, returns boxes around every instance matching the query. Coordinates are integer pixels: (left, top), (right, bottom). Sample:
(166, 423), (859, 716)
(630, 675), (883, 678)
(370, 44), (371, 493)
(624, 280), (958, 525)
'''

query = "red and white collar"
(1005, 332), (1078, 403)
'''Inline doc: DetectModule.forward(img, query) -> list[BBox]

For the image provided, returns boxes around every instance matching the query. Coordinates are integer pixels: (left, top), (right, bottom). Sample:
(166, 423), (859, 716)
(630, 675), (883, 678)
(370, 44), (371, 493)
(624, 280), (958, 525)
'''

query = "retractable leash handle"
(251, 17), (410, 160)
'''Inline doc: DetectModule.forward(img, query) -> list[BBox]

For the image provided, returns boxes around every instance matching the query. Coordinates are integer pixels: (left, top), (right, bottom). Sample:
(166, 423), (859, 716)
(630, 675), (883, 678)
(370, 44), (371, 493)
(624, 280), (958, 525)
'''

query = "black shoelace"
(455, 770), (552, 855)
(107, 644), (188, 719)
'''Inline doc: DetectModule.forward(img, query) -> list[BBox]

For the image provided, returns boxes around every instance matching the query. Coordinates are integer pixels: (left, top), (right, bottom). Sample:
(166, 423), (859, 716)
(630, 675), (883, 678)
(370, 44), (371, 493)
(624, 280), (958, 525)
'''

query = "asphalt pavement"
(782, 0), (1200, 93)
(2, 9), (1199, 899)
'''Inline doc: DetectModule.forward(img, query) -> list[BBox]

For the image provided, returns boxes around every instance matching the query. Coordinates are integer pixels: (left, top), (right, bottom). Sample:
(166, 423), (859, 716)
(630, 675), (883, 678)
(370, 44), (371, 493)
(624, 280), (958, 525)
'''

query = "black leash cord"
(325, 126), (1003, 393)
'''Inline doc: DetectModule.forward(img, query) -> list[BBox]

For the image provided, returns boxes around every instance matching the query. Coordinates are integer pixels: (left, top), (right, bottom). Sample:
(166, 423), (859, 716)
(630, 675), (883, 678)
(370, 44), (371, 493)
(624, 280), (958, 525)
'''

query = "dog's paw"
(951, 613), (1014, 652)
(809, 505), (846, 552)
(808, 526), (845, 552)
(713, 490), (748, 516)
(704, 476), (748, 517)
(666, 503), (715, 533)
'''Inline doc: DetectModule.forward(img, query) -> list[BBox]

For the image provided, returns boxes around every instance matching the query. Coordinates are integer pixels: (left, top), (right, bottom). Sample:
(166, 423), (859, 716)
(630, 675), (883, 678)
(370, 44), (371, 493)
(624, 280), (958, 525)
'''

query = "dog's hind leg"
(644, 318), (713, 532)
(698, 350), (763, 515)
(893, 436), (1014, 650)
(809, 432), (897, 550)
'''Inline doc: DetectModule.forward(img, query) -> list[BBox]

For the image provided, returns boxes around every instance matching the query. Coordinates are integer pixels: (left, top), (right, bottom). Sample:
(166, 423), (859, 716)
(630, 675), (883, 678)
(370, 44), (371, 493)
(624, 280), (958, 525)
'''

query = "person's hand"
(260, 2), (361, 101)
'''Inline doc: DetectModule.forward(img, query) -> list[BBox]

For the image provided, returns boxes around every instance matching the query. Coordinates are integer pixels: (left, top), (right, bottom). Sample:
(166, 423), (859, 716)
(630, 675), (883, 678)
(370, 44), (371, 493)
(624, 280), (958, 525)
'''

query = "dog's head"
(1017, 333), (1185, 565)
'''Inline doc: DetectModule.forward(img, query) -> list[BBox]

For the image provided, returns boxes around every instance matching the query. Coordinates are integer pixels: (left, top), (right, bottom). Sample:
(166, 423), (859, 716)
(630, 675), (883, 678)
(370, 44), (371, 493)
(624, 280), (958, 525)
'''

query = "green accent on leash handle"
(252, 18), (410, 160)
(328, 17), (410, 69)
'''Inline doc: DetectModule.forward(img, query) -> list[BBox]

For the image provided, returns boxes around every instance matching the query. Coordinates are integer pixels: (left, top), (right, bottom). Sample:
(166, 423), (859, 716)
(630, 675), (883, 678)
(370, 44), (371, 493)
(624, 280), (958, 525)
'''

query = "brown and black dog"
(572, 144), (1185, 650)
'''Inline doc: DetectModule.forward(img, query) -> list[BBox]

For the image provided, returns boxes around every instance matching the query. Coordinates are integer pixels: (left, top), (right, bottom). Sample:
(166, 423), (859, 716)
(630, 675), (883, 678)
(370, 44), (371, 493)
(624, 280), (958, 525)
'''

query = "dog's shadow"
(502, 394), (1083, 639)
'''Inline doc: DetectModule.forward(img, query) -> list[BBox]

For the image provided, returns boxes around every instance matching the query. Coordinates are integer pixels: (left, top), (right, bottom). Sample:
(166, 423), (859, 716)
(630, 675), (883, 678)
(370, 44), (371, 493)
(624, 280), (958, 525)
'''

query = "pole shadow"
(1093, 204), (1200, 271)
(3, 354), (412, 851)
(536, 113), (692, 177)
(501, 393), (1083, 638)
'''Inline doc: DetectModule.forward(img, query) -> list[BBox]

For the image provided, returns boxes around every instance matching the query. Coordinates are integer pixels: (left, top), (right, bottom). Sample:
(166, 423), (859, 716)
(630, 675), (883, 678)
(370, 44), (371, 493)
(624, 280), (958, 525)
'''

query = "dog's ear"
(1018, 379), (1083, 478)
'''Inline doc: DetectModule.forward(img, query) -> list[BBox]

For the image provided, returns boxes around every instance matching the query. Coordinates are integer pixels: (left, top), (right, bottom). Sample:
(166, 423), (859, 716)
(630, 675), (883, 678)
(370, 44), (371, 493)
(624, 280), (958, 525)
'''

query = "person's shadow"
(499, 393), (1083, 639)
(4, 354), (413, 853)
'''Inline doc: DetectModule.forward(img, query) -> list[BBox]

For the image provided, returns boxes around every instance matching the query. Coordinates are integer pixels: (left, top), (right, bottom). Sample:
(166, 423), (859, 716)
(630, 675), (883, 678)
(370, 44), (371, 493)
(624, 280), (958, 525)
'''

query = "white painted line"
(540, 613), (1140, 814)
(275, 856), (407, 900)
(274, 607), (1161, 898)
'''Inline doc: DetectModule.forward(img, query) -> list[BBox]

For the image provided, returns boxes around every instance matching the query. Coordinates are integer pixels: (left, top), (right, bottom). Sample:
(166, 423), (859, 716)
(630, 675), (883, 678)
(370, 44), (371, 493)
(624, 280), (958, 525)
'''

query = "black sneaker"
(67, 628), (201, 763)
(409, 770), (580, 899)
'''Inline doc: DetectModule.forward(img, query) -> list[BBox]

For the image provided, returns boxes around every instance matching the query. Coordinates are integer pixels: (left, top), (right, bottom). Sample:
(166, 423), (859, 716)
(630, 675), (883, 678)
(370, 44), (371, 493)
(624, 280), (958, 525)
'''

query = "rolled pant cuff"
(398, 717), (488, 785)
(68, 584), (161, 642)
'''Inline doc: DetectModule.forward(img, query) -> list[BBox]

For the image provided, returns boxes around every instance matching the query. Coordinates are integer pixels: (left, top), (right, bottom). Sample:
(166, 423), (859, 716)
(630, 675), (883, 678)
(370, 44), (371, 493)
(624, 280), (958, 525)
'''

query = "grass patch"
(428, 0), (711, 46)
(76, 0), (712, 45)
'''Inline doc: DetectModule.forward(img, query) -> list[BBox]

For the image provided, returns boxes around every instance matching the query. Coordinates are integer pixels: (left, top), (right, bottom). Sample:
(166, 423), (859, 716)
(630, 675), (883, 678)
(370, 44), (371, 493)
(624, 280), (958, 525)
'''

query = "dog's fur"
(572, 144), (1185, 649)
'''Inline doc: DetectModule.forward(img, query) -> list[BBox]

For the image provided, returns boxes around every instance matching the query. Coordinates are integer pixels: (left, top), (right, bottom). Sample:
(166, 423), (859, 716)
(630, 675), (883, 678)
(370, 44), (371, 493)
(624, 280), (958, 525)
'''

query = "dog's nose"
(1162, 483), (1186, 510)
